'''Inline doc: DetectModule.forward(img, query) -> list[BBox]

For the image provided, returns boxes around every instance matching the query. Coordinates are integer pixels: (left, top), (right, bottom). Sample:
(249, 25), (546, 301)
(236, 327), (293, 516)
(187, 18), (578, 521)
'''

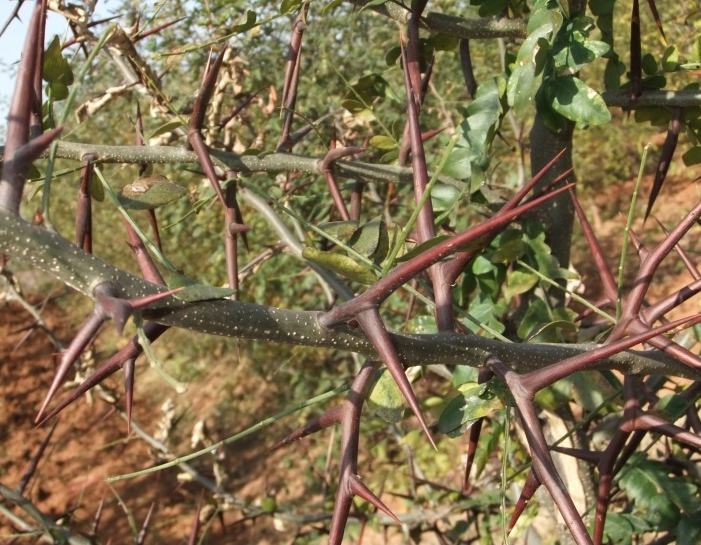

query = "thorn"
(36, 323), (169, 426)
(188, 492), (205, 545)
(136, 501), (156, 545)
(123, 358), (135, 434)
(267, 405), (343, 453)
(16, 419), (59, 494)
(356, 309), (437, 450)
(35, 310), (106, 422)
(349, 475), (401, 526)
(508, 469), (541, 534)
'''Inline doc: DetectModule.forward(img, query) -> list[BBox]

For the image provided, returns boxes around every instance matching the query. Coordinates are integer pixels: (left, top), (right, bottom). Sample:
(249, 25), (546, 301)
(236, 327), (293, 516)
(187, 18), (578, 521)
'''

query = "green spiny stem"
(1, 208), (698, 379)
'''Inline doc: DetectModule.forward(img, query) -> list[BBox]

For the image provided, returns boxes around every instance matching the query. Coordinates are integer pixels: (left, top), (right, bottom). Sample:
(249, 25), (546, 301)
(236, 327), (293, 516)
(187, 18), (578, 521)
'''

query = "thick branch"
(1, 209), (698, 379)
(348, 0), (527, 40)
(1, 140), (458, 187)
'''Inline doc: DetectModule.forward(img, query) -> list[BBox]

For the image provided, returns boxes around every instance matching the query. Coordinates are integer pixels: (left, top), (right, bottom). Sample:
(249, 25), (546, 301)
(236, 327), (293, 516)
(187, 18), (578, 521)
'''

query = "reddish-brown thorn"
(123, 217), (165, 285)
(188, 492), (205, 545)
(36, 323), (169, 426)
(76, 156), (95, 253)
(551, 445), (602, 465)
(218, 87), (264, 129)
(16, 419), (59, 494)
(645, 0), (667, 42)
(146, 209), (162, 251)
(420, 127), (446, 142)
(399, 35), (435, 245)
(642, 277), (701, 325)
(91, 495), (105, 536)
(351, 181), (364, 221)
(30, 0), (46, 138)
(356, 309), (436, 449)
(508, 469), (541, 534)
(96, 285), (183, 336)
(654, 217), (701, 280)
(521, 313), (701, 394)
(187, 47), (229, 208)
(463, 367), (493, 493)
(625, 222), (649, 262)
(462, 418), (483, 494)
(267, 405), (343, 454)
(123, 357), (135, 434)
(322, 182), (575, 327)
(319, 147), (364, 222)
(36, 309), (107, 422)
(0, 0), (47, 213)
(629, 0), (642, 105)
(644, 107), (682, 221)
(488, 357), (594, 545)
(133, 17), (186, 42)
(136, 501), (156, 545)
(276, 6), (308, 152)
(349, 475), (401, 525)
(190, 45), (228, 132)
(570, 187), (618, 303)
(459, 39), (477, 99)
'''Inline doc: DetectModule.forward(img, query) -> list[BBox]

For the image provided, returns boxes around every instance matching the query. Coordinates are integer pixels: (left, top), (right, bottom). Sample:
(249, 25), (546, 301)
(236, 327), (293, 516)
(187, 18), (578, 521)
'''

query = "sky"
(0, 1), (118, 135)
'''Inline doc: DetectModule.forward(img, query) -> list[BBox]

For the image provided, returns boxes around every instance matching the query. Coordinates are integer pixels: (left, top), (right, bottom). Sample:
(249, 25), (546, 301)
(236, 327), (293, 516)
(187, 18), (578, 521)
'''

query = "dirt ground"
(2, 173), (701, 544)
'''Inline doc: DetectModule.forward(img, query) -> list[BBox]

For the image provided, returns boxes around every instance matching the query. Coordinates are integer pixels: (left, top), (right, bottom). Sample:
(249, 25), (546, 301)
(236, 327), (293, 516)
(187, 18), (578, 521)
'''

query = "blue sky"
(0, 2), (71, 128)
(0, 1), (119, 136)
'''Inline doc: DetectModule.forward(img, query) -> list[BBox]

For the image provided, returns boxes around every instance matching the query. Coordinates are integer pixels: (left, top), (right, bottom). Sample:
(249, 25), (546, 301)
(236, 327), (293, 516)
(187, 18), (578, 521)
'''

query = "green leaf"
(230, 10), (257, 34)
(348, 218), (388, 261)
(653, 393), (691, 422)
(90, 176), (105, 202)
(43, 36), (74, 101)
(570, 371), (616, 411)
(678, 514), (701, 545)
(118, 175), (187, 210)
(260, 496), (277, 513)
(367, 369), (405, 423)
(502, 270), (538, 299)
(280, 0), (303, 14)
(662, 45), (680, 72)
(641, 53), (658, 75)
(405, 314), (437, 334)
(491, 239), (529, 263)
(443, 147), (474, 179)
(318, 220), (360, 242)
(302, 247), (376, 284)
(321, 0), (344, 14)
(167, 272), (236, 302)
(452, 365), (478, 387)
(693, 37), (701, 63)
(369, 135), (397, 151)
(431, 184), (461, 211)
(546, 76), (611, 127)
(683, 147), (701, 166)
(604, 513), (650, 545)
(147, 120), (185, 141)
(395, 235), (451, 263)
(438, 379), (506, 437)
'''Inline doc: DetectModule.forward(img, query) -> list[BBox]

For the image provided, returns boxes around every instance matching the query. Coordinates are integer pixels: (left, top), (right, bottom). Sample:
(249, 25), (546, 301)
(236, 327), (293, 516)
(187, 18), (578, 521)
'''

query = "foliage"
(1, 1), (701, 545)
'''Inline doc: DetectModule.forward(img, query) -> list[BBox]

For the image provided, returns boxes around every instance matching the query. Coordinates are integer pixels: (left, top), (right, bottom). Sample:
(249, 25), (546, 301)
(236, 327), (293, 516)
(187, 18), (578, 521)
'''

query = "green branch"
(1, 209), (698, 380)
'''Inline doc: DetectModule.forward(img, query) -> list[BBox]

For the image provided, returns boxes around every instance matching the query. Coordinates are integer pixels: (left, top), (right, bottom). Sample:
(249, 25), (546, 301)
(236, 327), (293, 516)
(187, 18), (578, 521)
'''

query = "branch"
(348, 0), (527, 40)
(1, 209), (698, 379)
(601, 89), (701, 108)
(0, 140), (459, 187)
(0, 481), (92, 545)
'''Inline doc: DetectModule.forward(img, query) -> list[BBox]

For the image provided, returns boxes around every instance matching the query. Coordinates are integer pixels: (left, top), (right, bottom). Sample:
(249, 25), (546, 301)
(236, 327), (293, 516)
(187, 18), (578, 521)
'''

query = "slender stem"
(107, 383), (351, 482)
(617, 144), (648, 319)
